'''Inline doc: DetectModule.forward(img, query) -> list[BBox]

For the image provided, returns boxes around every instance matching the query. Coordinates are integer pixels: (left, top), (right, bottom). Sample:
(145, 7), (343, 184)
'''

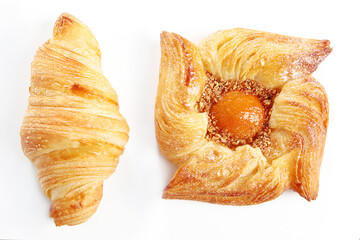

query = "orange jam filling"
(209, 91), (265, 140)
(198, 73), (279, 150)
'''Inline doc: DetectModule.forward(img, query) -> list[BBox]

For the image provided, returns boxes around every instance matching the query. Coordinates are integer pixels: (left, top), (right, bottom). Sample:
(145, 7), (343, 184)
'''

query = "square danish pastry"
(155, 29), (331, 205)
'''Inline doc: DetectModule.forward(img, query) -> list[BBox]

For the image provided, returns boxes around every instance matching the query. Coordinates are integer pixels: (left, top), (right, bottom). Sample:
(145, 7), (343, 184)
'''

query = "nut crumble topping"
(197, 73), (280, 154)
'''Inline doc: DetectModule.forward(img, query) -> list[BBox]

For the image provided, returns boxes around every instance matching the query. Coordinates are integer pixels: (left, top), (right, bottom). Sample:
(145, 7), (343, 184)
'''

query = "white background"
(0, 0), (359, 239)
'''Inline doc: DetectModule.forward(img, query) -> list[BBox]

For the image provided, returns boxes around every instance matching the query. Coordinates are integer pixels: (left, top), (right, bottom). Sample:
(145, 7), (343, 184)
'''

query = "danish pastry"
(20, 13), (129, 226)
(156, 29), (331, 205)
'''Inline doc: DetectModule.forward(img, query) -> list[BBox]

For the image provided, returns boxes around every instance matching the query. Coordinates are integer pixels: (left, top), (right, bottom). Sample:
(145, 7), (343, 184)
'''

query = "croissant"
(156, 29), (331, 205)
(20, 13), (129, 226)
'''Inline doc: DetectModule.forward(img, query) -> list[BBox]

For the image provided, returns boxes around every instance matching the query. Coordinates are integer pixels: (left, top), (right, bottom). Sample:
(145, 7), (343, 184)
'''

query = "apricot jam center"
(210, 91), (265, 140)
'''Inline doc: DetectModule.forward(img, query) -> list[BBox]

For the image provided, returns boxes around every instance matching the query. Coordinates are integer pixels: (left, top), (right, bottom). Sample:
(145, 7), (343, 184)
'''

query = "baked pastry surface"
(156, 29), (331, 205)
(20, 13), (129, 226)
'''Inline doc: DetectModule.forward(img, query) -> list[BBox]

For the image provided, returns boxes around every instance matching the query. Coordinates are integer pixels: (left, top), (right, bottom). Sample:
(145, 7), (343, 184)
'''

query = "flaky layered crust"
(156, 29), (331, 205)
(20, 13), (129, 226)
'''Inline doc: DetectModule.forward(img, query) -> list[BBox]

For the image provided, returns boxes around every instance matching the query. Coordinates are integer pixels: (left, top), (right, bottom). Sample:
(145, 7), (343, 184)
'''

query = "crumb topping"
(197, 73), (280, 154)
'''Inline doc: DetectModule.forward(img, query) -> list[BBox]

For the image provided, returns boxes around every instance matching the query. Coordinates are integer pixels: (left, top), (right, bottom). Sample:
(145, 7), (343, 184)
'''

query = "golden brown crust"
(155, 32), (208, 165)
(156, 29), (330, 205)
(270, 76), (329, 200)
(199, 28), (331, 88)
(20, 13), (129, 226)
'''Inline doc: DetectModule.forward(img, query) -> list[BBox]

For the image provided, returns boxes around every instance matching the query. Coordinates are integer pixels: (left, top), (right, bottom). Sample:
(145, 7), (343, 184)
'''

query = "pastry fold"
(156, 29), (331, 205)
(20, 13), (129, 226)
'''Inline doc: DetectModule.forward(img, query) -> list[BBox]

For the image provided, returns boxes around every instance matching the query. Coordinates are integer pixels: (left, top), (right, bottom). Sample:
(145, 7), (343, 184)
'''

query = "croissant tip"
(59, 12), (74, 19)
(53, 13), (76, 38)
(160, 31), (167, 41)
(56, 12), (78, 26)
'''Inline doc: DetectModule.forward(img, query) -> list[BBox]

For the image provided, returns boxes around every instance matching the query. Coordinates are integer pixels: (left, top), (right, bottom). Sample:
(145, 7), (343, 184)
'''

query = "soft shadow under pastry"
(20, 13), (129, 226)
(156, 29), (331, 205)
